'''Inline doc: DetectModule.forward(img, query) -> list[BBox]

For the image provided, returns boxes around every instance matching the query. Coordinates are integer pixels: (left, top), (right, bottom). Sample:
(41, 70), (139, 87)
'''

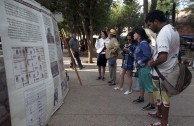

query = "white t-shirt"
(95, 37), (110, 54)
(152, 24), (180, 76)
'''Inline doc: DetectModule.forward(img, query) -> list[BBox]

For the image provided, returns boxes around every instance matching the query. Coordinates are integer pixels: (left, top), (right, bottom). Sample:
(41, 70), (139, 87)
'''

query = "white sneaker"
(124, 90), (132, 95)
(114, 87), (123, 91)
(119, 88), (123, 91)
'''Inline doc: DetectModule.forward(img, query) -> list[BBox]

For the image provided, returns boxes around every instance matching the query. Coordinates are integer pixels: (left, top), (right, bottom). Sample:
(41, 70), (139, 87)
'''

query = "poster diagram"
(12, 47), (48, 89)
(53, 77), (59, 107)
(0, 0), (69, 125)
(24, 85), (47, 126)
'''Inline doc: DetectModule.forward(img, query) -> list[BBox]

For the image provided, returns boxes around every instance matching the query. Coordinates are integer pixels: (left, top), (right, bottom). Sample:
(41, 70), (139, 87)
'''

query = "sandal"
(150, 122), (161, 126)
(150, 122), (169, 126)
(96, 76), (101, 80)
(148, 112), (162, 120)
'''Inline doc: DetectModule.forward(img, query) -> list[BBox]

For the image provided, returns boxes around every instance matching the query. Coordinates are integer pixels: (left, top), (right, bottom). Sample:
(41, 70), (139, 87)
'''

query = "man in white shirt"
(146, 10), (180, 126)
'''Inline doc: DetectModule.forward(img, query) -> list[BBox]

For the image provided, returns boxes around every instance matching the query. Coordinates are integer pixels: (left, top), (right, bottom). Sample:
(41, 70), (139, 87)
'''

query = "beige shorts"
(152, 79), (170, 107)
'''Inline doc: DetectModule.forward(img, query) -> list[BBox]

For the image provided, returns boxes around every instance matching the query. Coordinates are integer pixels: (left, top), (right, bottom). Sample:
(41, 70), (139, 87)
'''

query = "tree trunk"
(150, 0), (158, 12)
(88, 0), (96, 63)
(82, 32), (87, 48)
(79, 13), (90, 57)
(172, 2), (176, 26)
(88, 21), (93, 63)
(143, 0), (148, 19)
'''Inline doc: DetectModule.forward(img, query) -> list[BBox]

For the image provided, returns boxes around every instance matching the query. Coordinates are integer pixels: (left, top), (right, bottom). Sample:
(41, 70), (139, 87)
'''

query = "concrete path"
(48, 52), (194, 126)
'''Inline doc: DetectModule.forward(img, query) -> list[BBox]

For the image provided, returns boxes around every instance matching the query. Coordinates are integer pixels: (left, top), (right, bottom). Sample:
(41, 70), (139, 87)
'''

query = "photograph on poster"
(61, 80), (67, 96)
(46, 28), (55, 44)
(53, 78), (59, 107)
(0, 57), (11, 126)
(54, 31), (60, 45)
(0, 37), (2, 55)
(54, 88), (58, 106)
(60, 72), (68, 97)
(52, 18), (60, 46)
(51, 61), (59, 78)
(12, 47), (48, 89)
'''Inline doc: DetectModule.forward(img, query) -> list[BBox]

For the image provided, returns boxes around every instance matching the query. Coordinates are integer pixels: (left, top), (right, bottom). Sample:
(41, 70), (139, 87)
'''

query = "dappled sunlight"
(65, 68), (99, 72)
(65, 68), (121, 73)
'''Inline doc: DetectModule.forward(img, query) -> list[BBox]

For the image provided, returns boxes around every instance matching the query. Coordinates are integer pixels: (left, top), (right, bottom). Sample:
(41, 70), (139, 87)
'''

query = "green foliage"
(35, 0), (113, 35)
(107, 0), (143, 36)
(93, 0), (113, 33)
(156, 0), (172, 13)
(35, 0), (64, 12)
(181, 0), (194, 27)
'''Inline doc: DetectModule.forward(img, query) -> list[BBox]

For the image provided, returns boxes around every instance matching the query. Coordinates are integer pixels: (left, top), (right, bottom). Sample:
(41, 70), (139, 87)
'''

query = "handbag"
(154, 63), (192, 96)
(108, 57), (116, 66)
(131, 71), (138, 78)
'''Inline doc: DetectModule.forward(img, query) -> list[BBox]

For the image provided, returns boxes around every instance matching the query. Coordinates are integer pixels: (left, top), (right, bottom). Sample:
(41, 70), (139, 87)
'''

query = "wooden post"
(61, 29), (83, 86)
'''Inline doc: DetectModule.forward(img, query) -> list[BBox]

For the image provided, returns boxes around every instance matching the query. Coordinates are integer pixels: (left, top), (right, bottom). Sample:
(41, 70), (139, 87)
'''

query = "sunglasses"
(127, 39), (132, 41)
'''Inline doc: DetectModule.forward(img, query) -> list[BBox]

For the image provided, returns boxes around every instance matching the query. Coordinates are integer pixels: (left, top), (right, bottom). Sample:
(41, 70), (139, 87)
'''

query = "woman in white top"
(95, 31), (110, 80)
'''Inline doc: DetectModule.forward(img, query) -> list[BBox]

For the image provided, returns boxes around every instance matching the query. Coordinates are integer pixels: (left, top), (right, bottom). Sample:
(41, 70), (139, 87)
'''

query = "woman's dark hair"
(133, 27), (151, 43)
(126, 31), (136, 44)
(98, 34), (101, 39)
(145, 10), (166, 23)
(101, 31), (108, 38)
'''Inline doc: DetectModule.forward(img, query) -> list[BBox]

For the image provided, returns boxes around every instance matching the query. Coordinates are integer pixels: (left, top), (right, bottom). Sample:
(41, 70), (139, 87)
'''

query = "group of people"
(68, 10), (180, 126)
(95, 10), (180, 126)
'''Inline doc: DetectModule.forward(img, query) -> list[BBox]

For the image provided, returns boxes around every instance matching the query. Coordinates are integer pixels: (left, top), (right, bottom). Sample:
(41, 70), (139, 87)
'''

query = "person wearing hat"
(106, 29), (120, 86)
(95, 31), (110, 80)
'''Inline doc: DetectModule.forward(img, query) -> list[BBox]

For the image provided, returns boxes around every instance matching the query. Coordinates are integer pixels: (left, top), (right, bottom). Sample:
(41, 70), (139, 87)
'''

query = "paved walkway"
(48, 51), (194, 126)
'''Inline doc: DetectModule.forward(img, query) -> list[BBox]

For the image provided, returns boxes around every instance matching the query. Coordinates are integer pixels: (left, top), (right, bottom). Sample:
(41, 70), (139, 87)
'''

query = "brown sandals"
(148, 112), (162, 119)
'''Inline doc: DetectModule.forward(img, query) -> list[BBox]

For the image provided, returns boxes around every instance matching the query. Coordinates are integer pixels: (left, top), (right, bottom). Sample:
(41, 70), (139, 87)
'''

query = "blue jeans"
(70, 52), (83, 68)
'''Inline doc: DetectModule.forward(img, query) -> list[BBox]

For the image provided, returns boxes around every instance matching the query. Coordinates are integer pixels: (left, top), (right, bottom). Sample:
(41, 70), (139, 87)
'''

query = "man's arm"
(107, 38), (118, 53)
(148, 52), (168, 67)
(69, 39), (73, 48)
(110, 43), (119, 53)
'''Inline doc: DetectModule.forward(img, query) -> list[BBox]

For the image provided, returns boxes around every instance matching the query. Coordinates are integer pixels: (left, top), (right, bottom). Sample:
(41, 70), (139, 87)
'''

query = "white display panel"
(0, 0), (69, 126)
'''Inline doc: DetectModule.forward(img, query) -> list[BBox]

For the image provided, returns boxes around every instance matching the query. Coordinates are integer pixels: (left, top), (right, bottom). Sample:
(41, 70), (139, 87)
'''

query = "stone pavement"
(48, 51), (194, 126)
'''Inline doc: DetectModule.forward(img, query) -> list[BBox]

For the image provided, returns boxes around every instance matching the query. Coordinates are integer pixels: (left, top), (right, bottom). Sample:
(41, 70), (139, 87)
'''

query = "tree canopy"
(35, 0), (194, 62)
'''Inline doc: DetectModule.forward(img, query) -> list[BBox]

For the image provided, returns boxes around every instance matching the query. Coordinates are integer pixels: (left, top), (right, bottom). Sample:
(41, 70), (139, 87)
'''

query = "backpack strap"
(154, 67), (165, 81)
